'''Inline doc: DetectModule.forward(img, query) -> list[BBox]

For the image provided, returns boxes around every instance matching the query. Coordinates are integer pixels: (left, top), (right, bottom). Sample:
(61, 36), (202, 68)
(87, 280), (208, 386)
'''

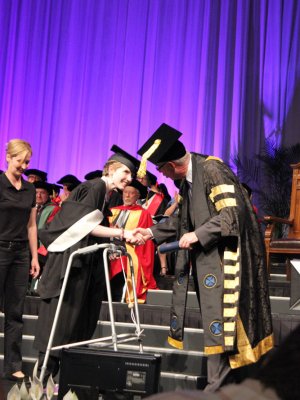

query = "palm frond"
(232, 138), (300, 217)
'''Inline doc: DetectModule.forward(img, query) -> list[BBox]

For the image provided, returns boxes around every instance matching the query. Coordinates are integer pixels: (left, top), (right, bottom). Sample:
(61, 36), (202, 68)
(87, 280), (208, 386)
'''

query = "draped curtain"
(0, 0), (299, 189)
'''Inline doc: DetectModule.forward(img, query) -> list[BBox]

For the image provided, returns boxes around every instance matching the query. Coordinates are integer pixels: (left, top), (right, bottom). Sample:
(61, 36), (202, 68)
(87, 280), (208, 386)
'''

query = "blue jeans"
(0, 243), (29, 374)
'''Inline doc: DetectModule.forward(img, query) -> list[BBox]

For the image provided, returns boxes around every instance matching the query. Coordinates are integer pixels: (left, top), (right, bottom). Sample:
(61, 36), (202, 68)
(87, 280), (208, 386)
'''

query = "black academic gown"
(151, 153), (274, 369)
(34, 179), (110, 352)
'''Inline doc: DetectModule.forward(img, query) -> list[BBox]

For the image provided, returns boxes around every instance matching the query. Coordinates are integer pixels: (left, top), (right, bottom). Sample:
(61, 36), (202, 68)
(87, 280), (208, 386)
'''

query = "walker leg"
(39, 252), (76, 384)
(127, 253), (143, 353)
(103, 248), (118, 351)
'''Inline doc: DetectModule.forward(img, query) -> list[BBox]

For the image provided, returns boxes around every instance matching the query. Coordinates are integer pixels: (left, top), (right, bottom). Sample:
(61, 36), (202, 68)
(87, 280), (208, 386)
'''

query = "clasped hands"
(124, 228), (199, 249)
(122, 228), (151, 246)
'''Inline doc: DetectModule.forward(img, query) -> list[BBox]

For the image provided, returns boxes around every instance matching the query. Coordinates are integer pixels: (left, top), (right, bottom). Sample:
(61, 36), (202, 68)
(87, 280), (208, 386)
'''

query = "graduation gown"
(109, 204), (156, 303)
(34, 179), (110, 352)
(151, 153), (274, 369)
(141, 190), (169, 217)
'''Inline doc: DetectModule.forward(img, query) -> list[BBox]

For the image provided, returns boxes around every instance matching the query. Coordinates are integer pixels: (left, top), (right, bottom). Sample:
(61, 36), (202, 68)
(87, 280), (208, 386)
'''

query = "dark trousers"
(204, 353), (234, 392)
(0, 244), (29, 374)
(34, 257), (106, 383)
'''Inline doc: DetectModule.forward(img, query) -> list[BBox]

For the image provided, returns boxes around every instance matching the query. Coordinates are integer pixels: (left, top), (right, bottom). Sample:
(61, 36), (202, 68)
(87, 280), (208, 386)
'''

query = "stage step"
(0, 312), (206, 393)
(95, 321), (204, 351)
(1, 282), (299, 396)
(0, 318), (203, 355)
(156, 273), (290, 294)
(146, 290), (299, 315)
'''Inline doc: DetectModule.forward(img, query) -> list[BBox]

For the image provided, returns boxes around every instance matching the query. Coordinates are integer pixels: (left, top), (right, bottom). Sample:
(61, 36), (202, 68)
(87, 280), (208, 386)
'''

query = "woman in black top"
(34, 151), (144, 384)
(0, 139), (40, 381)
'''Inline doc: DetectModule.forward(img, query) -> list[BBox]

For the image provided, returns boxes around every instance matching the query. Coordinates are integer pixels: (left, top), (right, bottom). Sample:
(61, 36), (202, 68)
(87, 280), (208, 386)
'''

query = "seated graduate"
(34, 181), (61, 226)
(110, 178), (157, 303)
(34, 149), (143, 383)
(50, 183), (63, 206)
(84, 169), (103, 180)
(137, 170), (171, 277)
(56, 174), (81, 204)
(137, 170), (170, 217)
(28, 181), (60, 294)
(24, 168), (48, 183)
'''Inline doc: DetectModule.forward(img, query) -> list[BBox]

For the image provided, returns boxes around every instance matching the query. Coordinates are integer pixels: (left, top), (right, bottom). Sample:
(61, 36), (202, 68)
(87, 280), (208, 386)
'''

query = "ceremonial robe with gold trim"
(109, 204), (156, 303)
(151, 153), (274, 368)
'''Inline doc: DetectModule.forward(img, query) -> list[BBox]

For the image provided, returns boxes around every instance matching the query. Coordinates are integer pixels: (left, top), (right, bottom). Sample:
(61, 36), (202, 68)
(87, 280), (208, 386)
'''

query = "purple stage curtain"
(0, 0), (299, 191)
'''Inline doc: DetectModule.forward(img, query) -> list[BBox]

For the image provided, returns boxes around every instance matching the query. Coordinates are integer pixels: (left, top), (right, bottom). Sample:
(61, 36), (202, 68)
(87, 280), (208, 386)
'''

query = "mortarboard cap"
(33, 181), (53, 195)
(57, 174), (81, 191)
(137, 123), (186, 166)
(108, 145), (140, 175)
(84, 170), (103, 180)
(24, 169), (48, 181)
(52, 183), (62, 195)
(126, 179), (148, 199)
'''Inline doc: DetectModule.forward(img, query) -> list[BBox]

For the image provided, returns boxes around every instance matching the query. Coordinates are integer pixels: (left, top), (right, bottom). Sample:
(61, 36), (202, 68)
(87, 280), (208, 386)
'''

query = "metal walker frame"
(39, 243), (143, 384)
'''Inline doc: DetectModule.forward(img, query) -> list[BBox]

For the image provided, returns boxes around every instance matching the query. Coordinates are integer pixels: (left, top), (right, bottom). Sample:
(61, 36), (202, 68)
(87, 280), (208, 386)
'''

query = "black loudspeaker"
(58, 347), (162, 400)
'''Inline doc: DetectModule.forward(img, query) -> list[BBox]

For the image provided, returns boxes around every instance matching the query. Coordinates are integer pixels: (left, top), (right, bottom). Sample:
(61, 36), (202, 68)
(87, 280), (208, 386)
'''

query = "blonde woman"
(0, 139), (40, 381)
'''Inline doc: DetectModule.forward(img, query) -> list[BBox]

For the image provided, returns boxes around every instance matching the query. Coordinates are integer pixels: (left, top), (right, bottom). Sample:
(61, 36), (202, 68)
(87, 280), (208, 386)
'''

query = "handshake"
(122, 228), (153, 246)
(123, 228), (199, 250)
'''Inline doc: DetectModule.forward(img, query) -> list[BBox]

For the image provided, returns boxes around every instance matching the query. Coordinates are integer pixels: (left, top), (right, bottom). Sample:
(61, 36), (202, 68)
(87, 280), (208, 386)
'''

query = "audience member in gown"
(157, 187), (181, 276)
(50, 183), (63, 206)
(137, 171), (170, 276)
(27, 181), (60, 295)
(109, 179), (157, 303)
(34, 181), (61, 226)
(24, 168), (48, 183)
(137, 170), (169, 216)
(56, 174), (81, 204)
(84, 169), (103, 180)
(0, 139), (40, 381)
(34, 150), (143, 384)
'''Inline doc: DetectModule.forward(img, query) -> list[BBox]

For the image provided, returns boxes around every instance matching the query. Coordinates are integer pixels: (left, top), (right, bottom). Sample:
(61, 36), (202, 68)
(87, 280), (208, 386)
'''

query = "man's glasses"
(156, 162), (167, 172)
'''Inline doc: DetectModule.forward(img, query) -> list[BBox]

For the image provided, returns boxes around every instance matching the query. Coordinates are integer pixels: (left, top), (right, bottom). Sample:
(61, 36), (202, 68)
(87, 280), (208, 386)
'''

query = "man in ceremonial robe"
(134, 123), (274, 392)
(110, 180), (157, 303)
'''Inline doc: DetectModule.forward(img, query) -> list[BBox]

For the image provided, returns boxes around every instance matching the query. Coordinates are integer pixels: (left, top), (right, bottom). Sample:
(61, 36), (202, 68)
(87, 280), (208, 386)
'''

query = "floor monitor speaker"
(58, 346), (162, 400)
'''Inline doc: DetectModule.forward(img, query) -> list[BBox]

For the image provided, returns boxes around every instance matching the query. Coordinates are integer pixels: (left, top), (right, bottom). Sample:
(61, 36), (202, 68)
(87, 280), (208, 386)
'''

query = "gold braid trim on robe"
(205, 156), (223, 162)
(165, 155), (273, 365)
(168, 336), (184, 350)
(229, 316), (275, 369)
(204, 345), (224, 354)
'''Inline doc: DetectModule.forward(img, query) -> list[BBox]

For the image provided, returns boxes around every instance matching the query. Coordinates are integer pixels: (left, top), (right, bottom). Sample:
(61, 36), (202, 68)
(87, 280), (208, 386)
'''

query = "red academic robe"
(109, 204), (157, 303)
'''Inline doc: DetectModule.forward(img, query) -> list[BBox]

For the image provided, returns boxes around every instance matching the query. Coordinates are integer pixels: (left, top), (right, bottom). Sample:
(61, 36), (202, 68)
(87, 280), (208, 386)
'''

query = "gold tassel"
(137, 139), (161, 178)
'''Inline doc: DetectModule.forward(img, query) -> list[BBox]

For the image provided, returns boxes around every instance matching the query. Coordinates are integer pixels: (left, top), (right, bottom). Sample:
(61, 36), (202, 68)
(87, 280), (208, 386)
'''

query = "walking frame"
(39, 242), (144, 384)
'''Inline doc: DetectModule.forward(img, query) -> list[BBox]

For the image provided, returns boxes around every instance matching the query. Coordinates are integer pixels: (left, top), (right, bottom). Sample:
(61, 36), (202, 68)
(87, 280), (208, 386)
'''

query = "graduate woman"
(34, 149), (143, 382)
(0, 139), (40, 381)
